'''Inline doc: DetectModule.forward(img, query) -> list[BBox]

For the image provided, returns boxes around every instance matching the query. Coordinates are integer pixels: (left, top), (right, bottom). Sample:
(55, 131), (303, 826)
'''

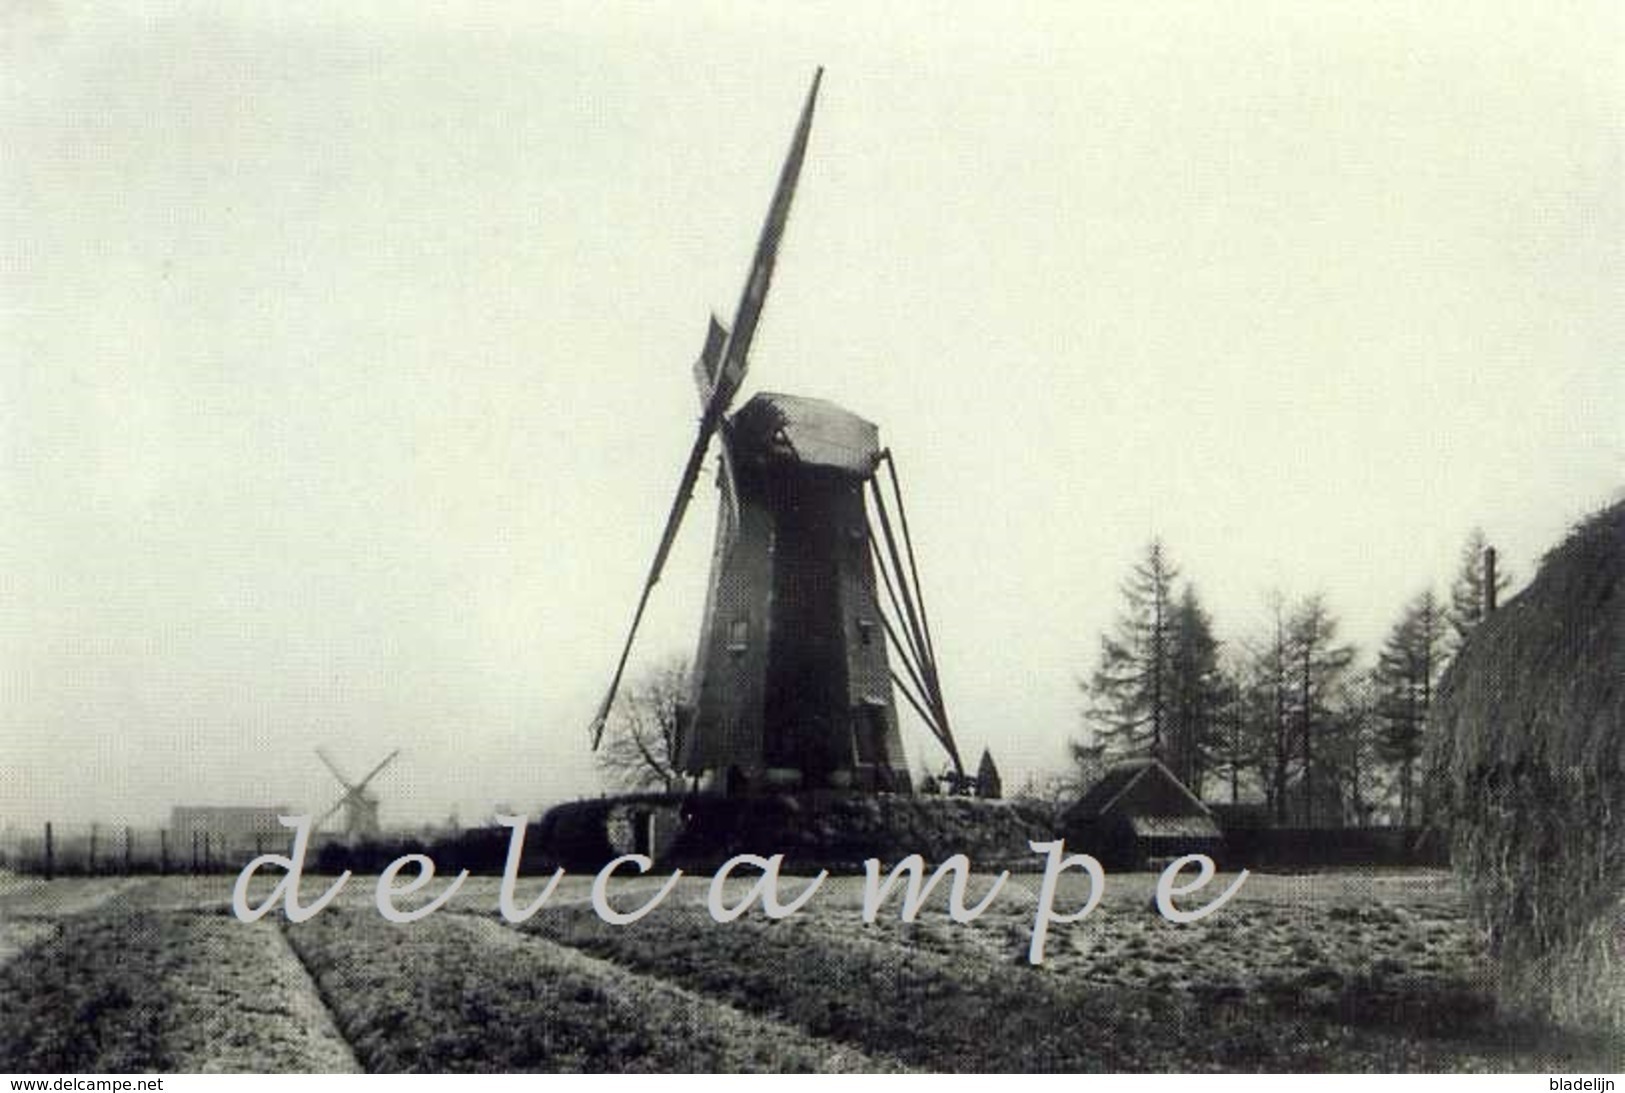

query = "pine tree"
(1374, 588), (1447, 825)
(1447, 528), (1510, 653)
(1166, 583), (1229, 796)
(1082, 539), (1179, 765)
(1285, 594), (1356, 826)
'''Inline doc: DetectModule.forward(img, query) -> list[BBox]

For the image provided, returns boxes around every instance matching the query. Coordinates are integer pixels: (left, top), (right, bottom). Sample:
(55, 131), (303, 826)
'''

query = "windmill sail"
(352, 748), (402, 792)
(315, 748), (400, 833)
(713, 66), (822, 409)
(589, 68), (824, 749)
(691, 315), (730, 406)
(315, 746), (353, 789)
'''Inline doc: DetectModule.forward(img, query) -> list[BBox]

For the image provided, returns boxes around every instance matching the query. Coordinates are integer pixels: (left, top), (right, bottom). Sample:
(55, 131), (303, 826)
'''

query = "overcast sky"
(2, 2), (1620, 830)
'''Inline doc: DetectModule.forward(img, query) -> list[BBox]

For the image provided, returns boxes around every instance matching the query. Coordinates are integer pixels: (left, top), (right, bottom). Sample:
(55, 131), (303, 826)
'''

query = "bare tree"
(1011, 769), (1081, 822)
(1236, 593), (1295, 822)
(1208, 644), (1258, 804)
(1326, 669), (1387, 826)
(1286, 593), (1356, 826)
(596, 657), (688, 792)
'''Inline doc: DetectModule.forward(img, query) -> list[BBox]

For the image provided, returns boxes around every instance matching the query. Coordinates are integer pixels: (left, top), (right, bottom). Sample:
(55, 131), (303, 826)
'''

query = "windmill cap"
(731, 392), (881, 476)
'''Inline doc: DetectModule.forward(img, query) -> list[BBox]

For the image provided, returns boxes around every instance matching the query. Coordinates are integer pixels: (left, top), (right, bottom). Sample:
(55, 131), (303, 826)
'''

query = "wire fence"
(0, 821), (299, 877)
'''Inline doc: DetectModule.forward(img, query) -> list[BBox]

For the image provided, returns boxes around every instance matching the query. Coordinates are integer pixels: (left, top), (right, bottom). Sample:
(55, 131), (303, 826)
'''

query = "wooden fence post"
(43, 821), (54, 881)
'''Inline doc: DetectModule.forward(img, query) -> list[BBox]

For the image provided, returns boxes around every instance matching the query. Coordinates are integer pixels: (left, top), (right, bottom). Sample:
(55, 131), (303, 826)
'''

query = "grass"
(0, 870), (1618, 1072)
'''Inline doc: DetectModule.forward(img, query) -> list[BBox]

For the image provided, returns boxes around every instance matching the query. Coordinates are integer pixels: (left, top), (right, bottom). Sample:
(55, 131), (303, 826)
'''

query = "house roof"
(1065, 758), (1214, 822)
(1068, 762), (1150, 819)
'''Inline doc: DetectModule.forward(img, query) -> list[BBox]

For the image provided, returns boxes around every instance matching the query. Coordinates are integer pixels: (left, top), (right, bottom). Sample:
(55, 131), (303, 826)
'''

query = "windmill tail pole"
(868, 532), (956, 769)
(868, 451), (963, 777)
(868, 488), (945, 760)
(882, 450), (939, 669)
(881, 449), (959, 772)
(867, 530), (930, 677)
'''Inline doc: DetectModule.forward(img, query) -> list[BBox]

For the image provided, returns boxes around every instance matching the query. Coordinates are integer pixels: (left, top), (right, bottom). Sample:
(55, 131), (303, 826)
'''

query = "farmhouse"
(1063, 759), (1223, 870)
(170, 805), (291, 856)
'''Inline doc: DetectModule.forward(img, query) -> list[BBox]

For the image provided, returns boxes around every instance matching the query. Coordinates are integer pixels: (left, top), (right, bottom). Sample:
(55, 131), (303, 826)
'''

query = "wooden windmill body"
(590, 71), (961, 796)
(681, 393), (912, 792)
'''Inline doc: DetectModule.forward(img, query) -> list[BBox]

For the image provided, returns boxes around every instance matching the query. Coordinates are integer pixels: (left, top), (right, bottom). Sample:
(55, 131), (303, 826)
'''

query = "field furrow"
(517, 880), (1617, 1072)
(0, 907), (360, 1072)
(281, 908), (897, 1072)
(519, 899), (1234, 1071)
(3, 873), (1616, 1072)
(805, 869), (1495, 1029)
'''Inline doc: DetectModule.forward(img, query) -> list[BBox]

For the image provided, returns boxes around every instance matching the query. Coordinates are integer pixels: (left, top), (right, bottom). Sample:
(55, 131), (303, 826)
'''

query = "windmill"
(315, 747), (400, 839)
(588, 70), (964, 796)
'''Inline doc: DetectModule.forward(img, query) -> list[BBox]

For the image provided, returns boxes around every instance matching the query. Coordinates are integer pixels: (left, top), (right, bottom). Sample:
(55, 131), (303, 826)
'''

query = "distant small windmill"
(315, 747), (400, 839)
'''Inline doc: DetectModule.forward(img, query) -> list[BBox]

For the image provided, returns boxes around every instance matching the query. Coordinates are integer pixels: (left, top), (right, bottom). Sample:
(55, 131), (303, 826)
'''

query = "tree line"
(1073, 531), (1509, 828)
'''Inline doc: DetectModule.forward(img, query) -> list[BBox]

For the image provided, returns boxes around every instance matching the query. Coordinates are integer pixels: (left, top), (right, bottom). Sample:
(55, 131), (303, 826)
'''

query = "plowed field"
(0, 870), (1617, 1072)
